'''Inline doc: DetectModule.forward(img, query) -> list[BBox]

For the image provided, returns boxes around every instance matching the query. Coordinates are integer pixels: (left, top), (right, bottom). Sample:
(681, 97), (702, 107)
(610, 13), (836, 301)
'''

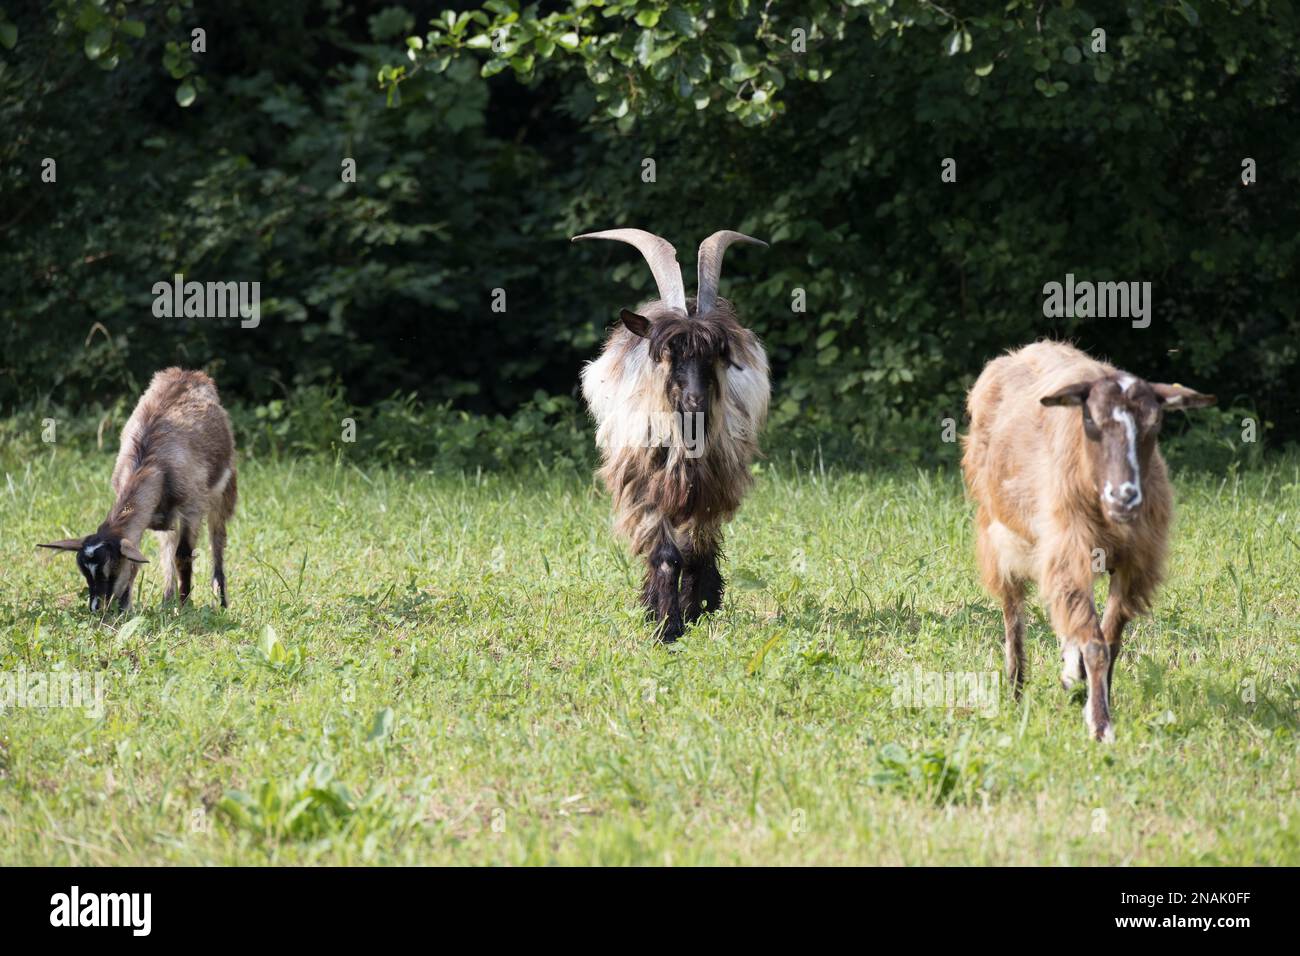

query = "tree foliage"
(2, 0), (1297, 461)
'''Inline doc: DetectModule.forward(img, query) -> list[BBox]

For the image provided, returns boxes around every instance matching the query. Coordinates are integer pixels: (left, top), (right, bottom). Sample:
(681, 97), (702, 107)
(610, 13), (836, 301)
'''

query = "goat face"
(38, 533), (148, 610)
(1042, 374), (1215, 524)
(620, 307), (743, 449)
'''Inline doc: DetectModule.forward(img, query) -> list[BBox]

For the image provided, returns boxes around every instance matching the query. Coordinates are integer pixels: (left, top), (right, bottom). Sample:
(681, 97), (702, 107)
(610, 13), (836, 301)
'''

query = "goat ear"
(38, 538), (86, 553)
(120, 541), (149, 564)
(620, 309), (651, 338)
(1151, 383), (1216, 410)
(718, 340), (743, 372)
(1040, 380), (1095, 407)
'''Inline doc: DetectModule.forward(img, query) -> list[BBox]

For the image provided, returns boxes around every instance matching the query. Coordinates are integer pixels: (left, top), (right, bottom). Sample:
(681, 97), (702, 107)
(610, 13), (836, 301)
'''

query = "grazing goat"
(574, 228), (770, 641)
(40, 368), (238, 611)
(962, 341), (1214, 741)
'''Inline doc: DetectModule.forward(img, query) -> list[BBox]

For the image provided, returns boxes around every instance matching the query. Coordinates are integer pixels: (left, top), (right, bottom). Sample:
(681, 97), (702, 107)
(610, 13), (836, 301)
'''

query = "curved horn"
(571, 229), (687, 312)
(695, 230), (768, 315)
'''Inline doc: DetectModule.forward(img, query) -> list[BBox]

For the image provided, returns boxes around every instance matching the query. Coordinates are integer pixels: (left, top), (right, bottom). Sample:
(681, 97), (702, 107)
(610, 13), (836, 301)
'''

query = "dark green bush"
(2, 1), (1295, 465)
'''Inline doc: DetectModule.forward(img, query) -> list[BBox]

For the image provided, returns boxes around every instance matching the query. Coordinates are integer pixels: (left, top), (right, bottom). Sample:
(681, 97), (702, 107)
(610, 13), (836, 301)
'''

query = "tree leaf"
(663, 9), (696, 37)
(84, 26), (111, 60)
(634, 29), (655, 66)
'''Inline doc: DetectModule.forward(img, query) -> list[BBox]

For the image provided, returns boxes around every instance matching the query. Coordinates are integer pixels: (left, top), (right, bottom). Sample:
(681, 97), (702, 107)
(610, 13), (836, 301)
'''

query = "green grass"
(2, 448), (1298, 865)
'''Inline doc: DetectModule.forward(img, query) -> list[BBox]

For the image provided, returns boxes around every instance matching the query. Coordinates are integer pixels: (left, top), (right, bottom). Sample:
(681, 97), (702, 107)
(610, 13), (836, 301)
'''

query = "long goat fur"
(962, 340), (1213, 741)
(582, 298), (769, 557)
(577, 229), (769, 638)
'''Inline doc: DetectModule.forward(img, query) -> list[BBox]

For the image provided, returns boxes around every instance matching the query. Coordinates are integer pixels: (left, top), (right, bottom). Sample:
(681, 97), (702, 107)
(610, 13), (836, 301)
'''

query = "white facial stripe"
(1118, 374), (1137, 393)
(1107, 407), (1142, 509)
(1113, 408), (1138, 474)
(83, 542), (101, 556)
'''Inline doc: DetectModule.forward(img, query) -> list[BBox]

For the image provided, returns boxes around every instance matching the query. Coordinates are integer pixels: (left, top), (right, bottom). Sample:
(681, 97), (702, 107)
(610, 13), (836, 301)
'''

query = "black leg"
(681, 550), (724, 624)
(115, 564), (139, 612)
(641, 539), (684, 642)
(176, 533), (194, 605)
(210, 518), (228, 608)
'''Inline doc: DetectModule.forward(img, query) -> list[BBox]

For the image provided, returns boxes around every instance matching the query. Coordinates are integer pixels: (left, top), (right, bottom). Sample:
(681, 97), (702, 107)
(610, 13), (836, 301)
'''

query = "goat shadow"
(982, 605), (1299, 733)
(742, 591), (991, 646)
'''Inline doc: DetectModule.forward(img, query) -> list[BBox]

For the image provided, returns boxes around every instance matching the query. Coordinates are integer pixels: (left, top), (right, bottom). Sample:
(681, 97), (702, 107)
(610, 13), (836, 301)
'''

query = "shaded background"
(2, 0), (1296, 466)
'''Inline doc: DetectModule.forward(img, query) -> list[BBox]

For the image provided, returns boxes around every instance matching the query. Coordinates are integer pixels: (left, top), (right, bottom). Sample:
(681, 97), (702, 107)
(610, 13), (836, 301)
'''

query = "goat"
(574, 228), (770, 641)
(39, 368), (238, 611)
(961, 341), (1215, 741)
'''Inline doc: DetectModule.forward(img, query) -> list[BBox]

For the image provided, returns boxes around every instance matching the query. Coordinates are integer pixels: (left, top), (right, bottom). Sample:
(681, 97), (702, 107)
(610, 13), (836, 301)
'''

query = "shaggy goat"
(40, 368), (238, 611)
(575, 228), (770, 641)
(961, 341), (1214, 741)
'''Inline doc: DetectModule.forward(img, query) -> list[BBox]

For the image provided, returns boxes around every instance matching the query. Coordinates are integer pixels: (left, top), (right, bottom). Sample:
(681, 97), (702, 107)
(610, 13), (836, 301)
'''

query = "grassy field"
(1, 448), (1297, 865)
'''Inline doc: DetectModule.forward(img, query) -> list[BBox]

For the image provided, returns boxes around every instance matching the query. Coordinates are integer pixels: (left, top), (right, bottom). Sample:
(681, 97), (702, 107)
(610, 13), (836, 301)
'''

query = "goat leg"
(999, 584), (1027, 698)
(1081, 634), (1113, 742)
(1100, 569), (1135, 709)
(1051, 584), (1113, 742)
(681, 549), (724, 624)
(157, 528), (178, 603)
(176, 524), (196, 605)
(116, 562), (139, 612)
(642, 539), (685, 642)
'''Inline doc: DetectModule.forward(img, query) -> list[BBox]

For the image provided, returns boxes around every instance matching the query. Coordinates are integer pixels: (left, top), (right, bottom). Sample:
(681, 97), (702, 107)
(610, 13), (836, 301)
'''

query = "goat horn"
(572, 229), (687, 313)
(695, 230), (768, 315)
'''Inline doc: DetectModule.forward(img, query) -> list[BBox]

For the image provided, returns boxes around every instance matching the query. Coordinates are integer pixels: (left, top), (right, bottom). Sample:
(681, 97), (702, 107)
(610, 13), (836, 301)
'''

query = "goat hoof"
(659, 621), (685, 643)
(1060, 646), (1085, 688)
(683, 606), (711, 626)
(1084, 711), (1115, 743)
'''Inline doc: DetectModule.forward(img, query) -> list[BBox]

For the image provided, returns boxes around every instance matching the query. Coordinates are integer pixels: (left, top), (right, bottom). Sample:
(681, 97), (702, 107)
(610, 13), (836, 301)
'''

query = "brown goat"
(39, 368), (238, 611)
(576, 228), (770, 641)
(961, 341), (1214, 741)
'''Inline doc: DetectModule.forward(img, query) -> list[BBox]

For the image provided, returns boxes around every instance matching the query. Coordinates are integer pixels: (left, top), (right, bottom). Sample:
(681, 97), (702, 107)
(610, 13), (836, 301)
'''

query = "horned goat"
(575, 228), (770, 641)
